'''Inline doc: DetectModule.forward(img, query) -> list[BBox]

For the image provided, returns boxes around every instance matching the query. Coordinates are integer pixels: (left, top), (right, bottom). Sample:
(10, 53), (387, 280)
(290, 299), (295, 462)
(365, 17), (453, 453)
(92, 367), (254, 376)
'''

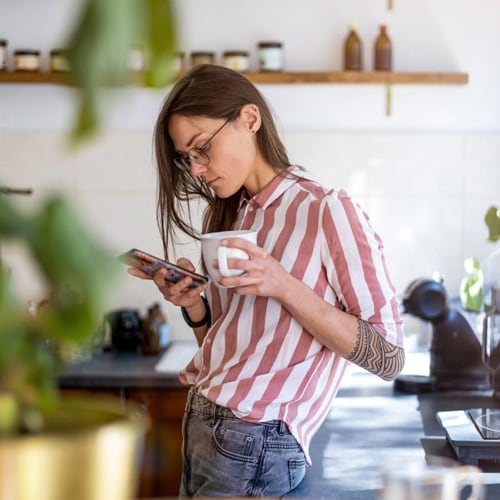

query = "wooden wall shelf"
(0, 70), (469, 86)
(243, 71), (469, 85)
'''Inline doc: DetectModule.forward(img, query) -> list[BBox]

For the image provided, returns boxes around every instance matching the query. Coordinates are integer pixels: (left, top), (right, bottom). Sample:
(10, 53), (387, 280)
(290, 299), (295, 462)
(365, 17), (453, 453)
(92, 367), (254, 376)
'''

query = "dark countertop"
(59, 349), (184, 389)
(287, 369), (500, 500)
(59, 347), (500, 499)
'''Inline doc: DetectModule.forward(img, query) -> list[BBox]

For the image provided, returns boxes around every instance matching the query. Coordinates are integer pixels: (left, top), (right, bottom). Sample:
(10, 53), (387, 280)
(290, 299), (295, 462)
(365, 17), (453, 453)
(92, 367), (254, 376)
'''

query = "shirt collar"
(238, 165), (304, 210)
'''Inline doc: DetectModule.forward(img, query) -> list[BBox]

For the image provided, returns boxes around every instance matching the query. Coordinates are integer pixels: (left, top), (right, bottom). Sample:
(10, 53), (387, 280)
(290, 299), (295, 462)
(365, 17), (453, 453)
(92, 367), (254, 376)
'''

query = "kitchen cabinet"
(127, 387), (187, 497)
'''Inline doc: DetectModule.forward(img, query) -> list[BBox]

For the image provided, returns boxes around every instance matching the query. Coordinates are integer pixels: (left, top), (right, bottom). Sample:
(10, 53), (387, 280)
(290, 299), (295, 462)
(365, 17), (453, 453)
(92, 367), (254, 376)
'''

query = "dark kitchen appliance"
(437, 408), (500, 467)
(105, 308), (143, 352)
(395, 277), (491, 393)
(433, 288), (500, 469)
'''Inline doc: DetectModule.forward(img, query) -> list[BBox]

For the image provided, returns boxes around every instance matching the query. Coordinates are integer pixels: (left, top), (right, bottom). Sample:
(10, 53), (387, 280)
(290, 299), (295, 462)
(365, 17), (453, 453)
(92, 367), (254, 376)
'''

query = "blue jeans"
(180, 388), (307, 497)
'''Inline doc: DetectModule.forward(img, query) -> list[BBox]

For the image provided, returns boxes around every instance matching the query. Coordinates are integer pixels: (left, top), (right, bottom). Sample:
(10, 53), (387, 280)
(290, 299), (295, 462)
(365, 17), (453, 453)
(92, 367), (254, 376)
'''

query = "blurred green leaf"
(144, 0), (177, 87)
(0, 195), (116, 431)
(485, 205), (500, 243)
(66, 0), (177, 143)
(459, 256), (484, 312)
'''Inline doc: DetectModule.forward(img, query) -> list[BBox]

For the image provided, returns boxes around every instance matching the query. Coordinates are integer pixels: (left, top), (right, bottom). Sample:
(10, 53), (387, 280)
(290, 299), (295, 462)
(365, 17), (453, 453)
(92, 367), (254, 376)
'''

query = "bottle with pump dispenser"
(343, 25), (362, 71)
(374, 24), (392, 71)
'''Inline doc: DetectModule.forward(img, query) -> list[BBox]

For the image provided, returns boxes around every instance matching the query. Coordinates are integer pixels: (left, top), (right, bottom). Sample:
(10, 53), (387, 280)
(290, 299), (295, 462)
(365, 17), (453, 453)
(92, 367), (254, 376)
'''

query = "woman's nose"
(190, 162), (207, 177)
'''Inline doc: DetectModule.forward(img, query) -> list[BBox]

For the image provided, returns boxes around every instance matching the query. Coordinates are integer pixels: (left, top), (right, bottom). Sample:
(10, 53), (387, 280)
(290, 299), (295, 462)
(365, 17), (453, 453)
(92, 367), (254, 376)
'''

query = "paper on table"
(154, 340), (199, 373)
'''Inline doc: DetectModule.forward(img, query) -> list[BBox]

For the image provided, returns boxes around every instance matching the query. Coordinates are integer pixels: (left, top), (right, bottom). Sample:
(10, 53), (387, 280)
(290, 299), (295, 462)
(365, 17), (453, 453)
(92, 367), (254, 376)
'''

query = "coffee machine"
(395, 277), (491, 393)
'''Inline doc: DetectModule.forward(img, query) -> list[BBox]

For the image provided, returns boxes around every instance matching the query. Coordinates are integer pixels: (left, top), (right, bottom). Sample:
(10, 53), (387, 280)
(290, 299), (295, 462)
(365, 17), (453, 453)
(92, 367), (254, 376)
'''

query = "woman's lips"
(205, 177), (219, 188)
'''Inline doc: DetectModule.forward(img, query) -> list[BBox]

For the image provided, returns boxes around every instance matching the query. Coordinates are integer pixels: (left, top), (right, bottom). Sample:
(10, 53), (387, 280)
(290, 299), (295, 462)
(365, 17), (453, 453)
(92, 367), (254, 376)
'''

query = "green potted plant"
(460, 204), (500, 312)
(0, 2), (178, 497)
(0, 194), (148, 500)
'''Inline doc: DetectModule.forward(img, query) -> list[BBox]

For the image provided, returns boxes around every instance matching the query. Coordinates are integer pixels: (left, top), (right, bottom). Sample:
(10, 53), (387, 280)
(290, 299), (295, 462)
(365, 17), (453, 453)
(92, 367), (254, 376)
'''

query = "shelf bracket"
(385, 85), (392, 116)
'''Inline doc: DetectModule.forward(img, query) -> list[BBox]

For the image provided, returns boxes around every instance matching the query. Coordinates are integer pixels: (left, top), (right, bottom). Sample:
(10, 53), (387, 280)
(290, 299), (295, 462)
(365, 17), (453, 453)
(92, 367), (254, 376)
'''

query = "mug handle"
(217, 246), (249, 277)
(456, 465), (484, 500)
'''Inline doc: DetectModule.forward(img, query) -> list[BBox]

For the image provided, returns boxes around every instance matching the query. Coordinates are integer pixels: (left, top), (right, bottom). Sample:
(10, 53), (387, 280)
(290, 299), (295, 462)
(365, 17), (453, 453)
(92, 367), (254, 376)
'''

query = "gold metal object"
(0, 396), (148, 500)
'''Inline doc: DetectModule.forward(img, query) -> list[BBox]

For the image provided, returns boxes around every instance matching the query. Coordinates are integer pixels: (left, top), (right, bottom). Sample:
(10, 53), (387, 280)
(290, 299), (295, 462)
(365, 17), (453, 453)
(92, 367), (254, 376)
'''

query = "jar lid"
(258, 41), (283, 48)
(191, 51), (215, 57)
(14, 49), (41, 56)
(223, 51), (249, 57)
(50, 48), (68, 56)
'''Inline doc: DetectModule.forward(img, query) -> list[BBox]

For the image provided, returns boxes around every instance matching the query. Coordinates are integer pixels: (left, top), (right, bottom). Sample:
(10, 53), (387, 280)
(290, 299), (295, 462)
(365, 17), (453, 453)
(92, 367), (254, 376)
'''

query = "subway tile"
(464, 135), (500, 197)
(0, 130), (74, 190)
(73, 131), (155, 192)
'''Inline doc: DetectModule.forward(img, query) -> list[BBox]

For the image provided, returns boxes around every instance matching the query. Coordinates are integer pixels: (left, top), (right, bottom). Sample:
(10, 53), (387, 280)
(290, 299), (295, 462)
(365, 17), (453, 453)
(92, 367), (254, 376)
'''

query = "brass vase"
(0, 396), (148, 500)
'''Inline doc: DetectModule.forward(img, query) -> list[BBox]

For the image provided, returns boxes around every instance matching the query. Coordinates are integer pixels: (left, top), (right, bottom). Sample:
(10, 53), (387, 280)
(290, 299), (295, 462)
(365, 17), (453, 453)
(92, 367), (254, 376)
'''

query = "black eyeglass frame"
(173, 119), (231, 172)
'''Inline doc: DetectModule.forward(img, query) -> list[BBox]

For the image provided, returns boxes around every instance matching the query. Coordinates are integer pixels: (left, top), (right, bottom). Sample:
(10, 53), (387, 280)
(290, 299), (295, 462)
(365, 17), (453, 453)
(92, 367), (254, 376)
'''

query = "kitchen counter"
(59, 346), (500, 499)
(59, 350), (184, 389)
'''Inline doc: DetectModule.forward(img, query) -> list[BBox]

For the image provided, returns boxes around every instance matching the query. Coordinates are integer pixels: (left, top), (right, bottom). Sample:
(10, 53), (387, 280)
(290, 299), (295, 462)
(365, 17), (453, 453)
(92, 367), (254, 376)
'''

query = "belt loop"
(211, 396), (217, 426)
(279, 420), (287, 435)
(186, 386), (194, 413)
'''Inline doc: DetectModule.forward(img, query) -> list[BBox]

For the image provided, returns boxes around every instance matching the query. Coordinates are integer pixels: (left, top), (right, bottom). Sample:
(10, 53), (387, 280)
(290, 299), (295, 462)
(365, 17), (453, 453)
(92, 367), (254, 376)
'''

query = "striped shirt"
(179, 166), (404, 464)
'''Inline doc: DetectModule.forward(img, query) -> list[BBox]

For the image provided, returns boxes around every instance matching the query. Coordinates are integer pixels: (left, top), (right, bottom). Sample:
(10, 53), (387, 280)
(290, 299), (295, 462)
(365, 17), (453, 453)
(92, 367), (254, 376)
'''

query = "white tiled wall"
(1, 129), (498, 340)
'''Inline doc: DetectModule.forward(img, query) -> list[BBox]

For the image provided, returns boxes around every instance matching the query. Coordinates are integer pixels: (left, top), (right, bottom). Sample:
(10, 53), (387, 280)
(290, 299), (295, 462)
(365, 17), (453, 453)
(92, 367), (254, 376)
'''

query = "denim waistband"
(186, 387), (290, 434)
(187, 387), (237, 419)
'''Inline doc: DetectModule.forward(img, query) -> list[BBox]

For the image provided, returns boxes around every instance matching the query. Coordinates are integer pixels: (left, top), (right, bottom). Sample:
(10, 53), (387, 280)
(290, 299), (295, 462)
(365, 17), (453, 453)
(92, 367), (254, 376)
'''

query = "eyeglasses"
(173, 119), (230, 172)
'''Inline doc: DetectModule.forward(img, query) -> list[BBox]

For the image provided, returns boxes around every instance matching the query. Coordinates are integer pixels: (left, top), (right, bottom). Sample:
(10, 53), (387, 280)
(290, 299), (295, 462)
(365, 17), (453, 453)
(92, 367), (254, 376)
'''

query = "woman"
(129, 64), (404, 497)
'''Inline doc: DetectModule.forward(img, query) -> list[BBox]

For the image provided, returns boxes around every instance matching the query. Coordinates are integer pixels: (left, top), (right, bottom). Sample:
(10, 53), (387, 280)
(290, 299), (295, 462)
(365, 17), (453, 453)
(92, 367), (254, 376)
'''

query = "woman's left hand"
(217, 237), (290, 300)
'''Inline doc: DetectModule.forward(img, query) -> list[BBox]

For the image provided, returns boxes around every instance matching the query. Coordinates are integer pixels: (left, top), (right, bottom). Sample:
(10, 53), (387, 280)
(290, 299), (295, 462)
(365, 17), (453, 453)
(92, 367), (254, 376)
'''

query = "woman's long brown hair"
(153, 64), (291, 260)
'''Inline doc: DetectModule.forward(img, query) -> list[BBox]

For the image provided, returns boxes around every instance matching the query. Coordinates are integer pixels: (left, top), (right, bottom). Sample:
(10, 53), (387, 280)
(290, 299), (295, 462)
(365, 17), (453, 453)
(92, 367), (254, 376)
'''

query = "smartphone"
(119, 248), (208, 288)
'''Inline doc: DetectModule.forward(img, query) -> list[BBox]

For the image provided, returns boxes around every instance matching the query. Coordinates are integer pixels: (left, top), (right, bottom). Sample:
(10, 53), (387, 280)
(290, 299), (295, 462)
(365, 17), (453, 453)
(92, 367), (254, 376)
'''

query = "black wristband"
(181, 296), (211, 328)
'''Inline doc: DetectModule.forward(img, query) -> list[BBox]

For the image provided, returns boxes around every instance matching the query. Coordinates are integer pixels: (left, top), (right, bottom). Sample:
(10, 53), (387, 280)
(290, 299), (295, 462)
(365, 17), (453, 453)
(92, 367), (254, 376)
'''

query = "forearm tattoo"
(346, 319), (405, 381)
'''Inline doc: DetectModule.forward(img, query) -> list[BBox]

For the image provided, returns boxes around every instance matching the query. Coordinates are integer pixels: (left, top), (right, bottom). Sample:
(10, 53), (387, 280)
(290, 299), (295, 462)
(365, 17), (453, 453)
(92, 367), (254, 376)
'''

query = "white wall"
(1, 0), (499, 340)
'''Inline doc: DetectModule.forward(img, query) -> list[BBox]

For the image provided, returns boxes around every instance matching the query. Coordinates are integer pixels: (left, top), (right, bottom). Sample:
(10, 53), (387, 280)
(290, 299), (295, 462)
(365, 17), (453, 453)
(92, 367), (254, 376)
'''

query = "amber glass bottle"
(343, 25), (362, 71)
(142, 303), (169, 355)
(374, 24), (392, 71)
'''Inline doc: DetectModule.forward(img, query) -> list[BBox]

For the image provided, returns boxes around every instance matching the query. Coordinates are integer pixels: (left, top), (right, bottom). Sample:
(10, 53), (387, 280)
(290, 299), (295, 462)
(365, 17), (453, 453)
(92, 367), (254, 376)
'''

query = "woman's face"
(168, 107), (263, 198)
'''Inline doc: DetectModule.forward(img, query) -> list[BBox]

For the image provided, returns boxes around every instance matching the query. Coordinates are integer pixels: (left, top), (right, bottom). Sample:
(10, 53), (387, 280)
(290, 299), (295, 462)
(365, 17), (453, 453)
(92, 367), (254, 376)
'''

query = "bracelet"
(181, 296), (211, 328)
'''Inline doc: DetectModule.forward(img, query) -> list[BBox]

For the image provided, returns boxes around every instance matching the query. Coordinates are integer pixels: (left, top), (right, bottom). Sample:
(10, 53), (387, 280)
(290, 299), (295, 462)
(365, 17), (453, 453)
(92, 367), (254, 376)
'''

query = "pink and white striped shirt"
(179, 166), (404, 464)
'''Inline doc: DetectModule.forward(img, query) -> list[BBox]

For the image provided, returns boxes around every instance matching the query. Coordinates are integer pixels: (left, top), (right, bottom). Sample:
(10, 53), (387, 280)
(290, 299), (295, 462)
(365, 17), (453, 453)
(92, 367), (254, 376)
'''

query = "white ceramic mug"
(380, 456), (484, 500)
(200, 229), (258, 285)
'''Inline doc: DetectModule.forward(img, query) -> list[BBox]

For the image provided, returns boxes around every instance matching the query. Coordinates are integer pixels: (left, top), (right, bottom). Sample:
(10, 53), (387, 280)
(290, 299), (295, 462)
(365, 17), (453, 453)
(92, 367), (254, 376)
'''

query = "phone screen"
(120, 248), (208, 288)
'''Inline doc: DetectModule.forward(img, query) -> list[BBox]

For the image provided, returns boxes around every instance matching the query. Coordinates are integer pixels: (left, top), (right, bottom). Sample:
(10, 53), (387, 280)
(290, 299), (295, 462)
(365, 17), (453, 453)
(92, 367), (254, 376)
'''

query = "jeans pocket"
(212, 419), (262, 462)
(288, 456), (307, 490)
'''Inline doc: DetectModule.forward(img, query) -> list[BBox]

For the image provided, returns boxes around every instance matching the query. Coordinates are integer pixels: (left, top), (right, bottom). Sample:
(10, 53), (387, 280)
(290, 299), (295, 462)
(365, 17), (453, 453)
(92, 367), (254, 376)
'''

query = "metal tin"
(0, 39), (7, 71)
(258, 41), (283, 72)
(223, 51), (250, 72)
(14, 49), (41, 72)
(191, 51), (215, 67)
(50, 49), (70, 72)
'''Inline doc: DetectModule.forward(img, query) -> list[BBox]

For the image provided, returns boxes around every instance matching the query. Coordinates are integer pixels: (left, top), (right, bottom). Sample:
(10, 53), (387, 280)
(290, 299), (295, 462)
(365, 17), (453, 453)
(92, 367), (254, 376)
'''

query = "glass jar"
(171, 51), (185, 77)
(223, 51), (250, 72)
(50, 49), (70, 72)
(483, 286), (500, 396)
(128, 45), (145, 72)
(0, 39), (7, 71)
(14, 50), (41, 72)
(191, 51), (215, 67)
(258, 41), (283, 72)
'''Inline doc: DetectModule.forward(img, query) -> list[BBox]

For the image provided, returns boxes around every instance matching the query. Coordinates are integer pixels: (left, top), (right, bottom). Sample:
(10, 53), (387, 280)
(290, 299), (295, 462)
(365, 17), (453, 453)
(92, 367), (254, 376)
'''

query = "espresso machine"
(395, 277), (491, 393)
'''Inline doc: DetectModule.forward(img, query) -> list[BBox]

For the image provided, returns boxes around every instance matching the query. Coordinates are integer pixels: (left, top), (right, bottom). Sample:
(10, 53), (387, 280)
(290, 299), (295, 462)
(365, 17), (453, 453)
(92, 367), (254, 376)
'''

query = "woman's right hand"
(149, 257), (208, 309)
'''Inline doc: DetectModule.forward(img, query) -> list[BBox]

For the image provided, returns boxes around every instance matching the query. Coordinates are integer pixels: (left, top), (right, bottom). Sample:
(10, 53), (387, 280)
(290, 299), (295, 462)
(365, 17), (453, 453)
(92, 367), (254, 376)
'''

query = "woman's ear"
(239, 104), (261, 134)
